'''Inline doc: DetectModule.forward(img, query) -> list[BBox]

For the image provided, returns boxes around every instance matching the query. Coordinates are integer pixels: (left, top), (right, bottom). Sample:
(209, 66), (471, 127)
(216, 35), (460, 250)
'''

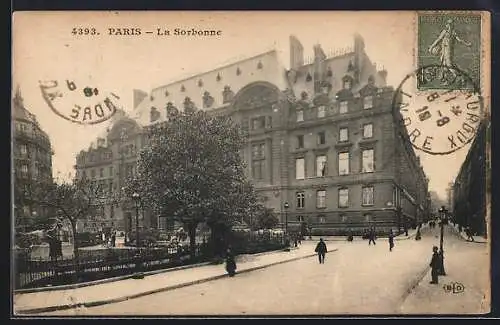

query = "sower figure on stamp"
(315, 238), (328, 264)
(429, 246), (441, 284)
(428, 18), (472, 82)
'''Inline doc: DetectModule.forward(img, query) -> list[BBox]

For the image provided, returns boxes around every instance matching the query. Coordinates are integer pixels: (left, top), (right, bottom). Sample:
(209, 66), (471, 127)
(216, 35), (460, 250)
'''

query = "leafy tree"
(249, 205), (279, 230)
(31, 177), (102, 261)
(130, 109), (260, 257)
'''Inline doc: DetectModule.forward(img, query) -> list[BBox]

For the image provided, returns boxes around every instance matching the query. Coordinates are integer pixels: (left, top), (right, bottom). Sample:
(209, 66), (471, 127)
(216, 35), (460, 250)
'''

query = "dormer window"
(297, 110), (304, 122)
(339, 101), (348, 114)
(343, 79), (351, 90)
(363, 96), (374, 109)
(317, 106), (326, 118)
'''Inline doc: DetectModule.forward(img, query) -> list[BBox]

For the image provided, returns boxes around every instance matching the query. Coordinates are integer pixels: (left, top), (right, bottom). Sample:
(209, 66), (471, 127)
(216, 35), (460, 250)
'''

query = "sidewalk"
(14, 242), (327, 315)
(308, 225), (426, 242)
(450, 224), (488, 244)
(398, 228), (490, 314)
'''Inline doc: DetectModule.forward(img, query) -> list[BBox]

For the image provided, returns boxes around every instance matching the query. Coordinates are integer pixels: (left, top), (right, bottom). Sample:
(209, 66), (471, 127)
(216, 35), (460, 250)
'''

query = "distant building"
(13, 87), (54, 231)
(452, 120), (489, 237)
(446, 182), (454, 212)
(75, 34), (430, 235)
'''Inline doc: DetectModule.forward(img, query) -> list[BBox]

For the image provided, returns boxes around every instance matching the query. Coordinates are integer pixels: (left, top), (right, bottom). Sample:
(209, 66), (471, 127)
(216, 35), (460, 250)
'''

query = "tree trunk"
(188, 223), (197, 261)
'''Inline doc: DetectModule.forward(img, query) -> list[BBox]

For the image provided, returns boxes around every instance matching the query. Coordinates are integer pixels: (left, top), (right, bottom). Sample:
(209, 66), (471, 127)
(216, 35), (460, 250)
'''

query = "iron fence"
(13, 232), (286, 290)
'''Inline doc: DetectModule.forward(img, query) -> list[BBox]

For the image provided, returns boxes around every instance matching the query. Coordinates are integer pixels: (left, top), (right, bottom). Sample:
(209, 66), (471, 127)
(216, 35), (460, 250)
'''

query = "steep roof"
(132, 49), (289, 126)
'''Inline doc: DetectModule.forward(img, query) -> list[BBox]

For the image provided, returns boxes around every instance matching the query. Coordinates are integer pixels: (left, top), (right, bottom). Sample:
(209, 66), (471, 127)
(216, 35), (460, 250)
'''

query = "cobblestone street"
(36, 227), (451, 316)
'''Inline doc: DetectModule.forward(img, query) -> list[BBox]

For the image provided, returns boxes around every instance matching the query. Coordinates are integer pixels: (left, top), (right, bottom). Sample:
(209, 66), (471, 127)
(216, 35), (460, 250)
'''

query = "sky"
(12, 11), (478, 199)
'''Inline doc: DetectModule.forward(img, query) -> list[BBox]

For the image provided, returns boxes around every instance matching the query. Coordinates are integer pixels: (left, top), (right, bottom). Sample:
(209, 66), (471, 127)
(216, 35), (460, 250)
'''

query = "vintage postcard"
(11, 11), (491, 316)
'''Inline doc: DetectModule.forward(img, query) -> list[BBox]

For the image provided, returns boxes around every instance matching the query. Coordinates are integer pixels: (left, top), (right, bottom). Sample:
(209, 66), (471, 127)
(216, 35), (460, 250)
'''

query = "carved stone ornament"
(216, 73), (222, 82)
(283, 88), (297, 104)
(306, 72), (312, 82)
(183, 97), (197, 113)
(165, 102), (179, 118)
(202, 91), (215, 108)
(198, 79), (204, 87)
(327, 66), (333, 77)
(180, 85), (186, 92)
(222, 85), (234, 104)
(257, 61), (263, 69)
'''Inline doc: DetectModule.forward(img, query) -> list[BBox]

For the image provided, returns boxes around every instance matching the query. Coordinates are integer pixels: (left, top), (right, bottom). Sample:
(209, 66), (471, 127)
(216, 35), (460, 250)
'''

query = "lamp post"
(438, 205), (447, 276)
(283, 202), (289, 236)
(30, 211), (37, 233)
(131, 192), (144, 279)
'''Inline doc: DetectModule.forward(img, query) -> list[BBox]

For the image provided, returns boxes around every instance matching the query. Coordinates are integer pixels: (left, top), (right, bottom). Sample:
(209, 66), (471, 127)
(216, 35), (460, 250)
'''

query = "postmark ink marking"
(392, 64), (484, 155)
(39, 79), (119, 125)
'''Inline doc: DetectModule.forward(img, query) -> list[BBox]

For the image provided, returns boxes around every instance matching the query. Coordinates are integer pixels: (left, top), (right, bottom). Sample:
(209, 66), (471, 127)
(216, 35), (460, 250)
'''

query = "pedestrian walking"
(465, 227), (475, 242)
(314, 238), (328, 264)
(368, 227), (376, 246)
(225, 247), (237, 277)
(347, 229), (354, 242)
(388, 230), (395, 252)
(429, 246), (441, 284)
(111, 231), (116, 248)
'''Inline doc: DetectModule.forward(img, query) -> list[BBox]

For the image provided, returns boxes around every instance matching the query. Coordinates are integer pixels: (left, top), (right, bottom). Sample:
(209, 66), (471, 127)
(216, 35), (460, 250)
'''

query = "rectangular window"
(251, 160), (265, 180)
(339, 188), (349, 208)
(319, 216), (326, 224)
(82, 170), (87, 179)
(362, 149), (375, 173)
(109, 166), (114, 177)
(317, 131), (326, 145)
(339, 101), (348, 114)
(109, 180), (113, 193)
(341, 215), (347, 223)
(339, 128), (349, 142)
(316, 155), (327, 177)
(363, 124), (373, 138)
(20, 144), (28, 155)
(296, 192), (305, 209)
(316, 190), (326, 208)
(252, 143), (265, 159)
(297, 110), (304, 122)
(338, 152), (350, 176)
(99, 168), (104, 178)
(297, 135), (304, 149)
(91, 169), (96, 178)
(317, 106), (326, 118)
(295, 158), (305, 180)
(252, 117), (266, 130)
(362, 186), (374, 206)
(363, 96), (374, 109)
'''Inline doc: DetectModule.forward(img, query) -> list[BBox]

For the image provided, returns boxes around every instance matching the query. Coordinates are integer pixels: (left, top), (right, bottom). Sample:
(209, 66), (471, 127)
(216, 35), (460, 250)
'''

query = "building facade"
(452, 120), (489, 237)
(13, 88), (54, 231)
(75, 34), (430, 235)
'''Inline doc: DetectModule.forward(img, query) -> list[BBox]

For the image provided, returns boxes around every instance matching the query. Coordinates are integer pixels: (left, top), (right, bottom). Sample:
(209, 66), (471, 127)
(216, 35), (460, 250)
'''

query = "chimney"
(289, 35), (304, 70)
(313, 44), (327, 93)
(133, 89), (148, 109)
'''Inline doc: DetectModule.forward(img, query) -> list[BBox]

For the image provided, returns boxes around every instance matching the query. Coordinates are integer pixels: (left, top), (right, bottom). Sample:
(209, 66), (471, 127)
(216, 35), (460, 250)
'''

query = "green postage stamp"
(417, 12), (482, 90)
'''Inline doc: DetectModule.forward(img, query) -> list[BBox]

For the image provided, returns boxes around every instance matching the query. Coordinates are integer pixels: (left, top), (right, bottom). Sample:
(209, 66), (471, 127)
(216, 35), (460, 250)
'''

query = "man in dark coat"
(429, 246), (440, 284)
(388, 230), (395, 252)
(314, 238), (328, 264)
(368, 227), (376, 246)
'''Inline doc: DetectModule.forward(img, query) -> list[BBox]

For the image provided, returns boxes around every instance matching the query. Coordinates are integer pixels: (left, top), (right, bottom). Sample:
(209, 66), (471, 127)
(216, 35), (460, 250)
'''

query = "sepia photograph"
(11, 11), (491, 316)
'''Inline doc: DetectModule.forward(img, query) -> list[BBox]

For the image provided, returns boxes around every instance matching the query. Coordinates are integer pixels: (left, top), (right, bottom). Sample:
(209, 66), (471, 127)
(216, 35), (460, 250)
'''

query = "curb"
(14, 261), (212, 294)
(399, 266), (431, 305)
(15, 248), (293, 294)
(15, 249), (335, 315)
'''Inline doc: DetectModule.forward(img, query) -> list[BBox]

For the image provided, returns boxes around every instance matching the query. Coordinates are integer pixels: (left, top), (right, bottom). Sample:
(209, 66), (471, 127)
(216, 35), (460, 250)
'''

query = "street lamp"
(131, 192), (144, 279)
(283, 202), (289, 236)
(438, 205), (447, 276)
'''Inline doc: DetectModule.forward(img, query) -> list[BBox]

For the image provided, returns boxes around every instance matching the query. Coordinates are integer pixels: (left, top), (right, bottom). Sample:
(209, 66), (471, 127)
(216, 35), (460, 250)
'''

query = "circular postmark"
(392, 64), (484, 155)
(39, 79), (120, 125)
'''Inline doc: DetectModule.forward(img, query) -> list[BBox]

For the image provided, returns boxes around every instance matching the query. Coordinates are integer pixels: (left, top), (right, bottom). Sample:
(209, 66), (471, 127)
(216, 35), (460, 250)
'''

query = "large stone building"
(452, 120), (490, 237)
(13, 87), (54, 231)
(75, 34), (430, 235)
